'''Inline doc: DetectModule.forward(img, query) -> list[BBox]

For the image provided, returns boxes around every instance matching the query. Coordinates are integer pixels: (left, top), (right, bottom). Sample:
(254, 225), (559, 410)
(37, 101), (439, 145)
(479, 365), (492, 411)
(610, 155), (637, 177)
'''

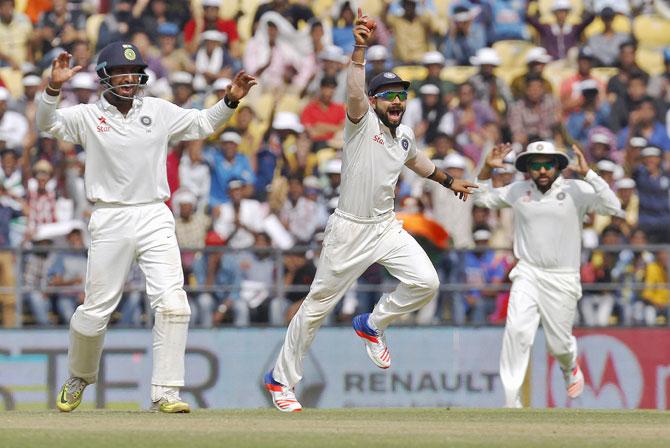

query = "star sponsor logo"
(373, 133), (385, 146)
(547, 335), (643, 408)
(96, 116), (111, 133)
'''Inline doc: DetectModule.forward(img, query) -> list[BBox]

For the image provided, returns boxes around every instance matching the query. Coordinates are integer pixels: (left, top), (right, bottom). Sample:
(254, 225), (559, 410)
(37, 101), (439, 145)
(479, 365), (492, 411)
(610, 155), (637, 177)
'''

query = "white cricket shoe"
(264, 371), (302, 412)
(352, 313), (391, 369)
(565, 364), (585, 399)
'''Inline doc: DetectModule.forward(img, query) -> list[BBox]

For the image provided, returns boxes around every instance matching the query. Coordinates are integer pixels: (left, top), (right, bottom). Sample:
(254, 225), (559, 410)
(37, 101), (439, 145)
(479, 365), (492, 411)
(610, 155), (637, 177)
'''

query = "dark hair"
(619, 40), (637, 51)
(525, 73), (544, 84)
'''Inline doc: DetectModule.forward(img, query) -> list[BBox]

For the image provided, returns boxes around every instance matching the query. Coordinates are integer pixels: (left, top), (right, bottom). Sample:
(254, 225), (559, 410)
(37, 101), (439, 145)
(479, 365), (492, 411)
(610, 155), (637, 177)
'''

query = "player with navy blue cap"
(263, 8), (477, 412)
(37, 45), (256, 413)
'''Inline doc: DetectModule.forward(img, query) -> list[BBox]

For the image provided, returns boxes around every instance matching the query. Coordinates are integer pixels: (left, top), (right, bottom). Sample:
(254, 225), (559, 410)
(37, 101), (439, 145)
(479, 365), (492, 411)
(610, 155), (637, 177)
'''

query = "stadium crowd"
(0, 0), (668, 329)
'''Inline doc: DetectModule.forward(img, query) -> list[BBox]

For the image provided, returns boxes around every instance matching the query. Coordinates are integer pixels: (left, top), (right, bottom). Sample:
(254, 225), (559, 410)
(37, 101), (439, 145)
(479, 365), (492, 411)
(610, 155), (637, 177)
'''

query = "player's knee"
(70, 308), (109, 337)
(412, 270), (440, 298)
(506, 326), (534, 349)
(155, 288), (191, 317)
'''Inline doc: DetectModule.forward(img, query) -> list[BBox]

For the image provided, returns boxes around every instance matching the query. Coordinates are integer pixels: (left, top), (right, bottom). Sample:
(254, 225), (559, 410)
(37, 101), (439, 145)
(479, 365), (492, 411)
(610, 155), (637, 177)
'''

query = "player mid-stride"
(264, 9), (478, 412)
(474, 142), (622, 407)
(37, 43), (255, 413)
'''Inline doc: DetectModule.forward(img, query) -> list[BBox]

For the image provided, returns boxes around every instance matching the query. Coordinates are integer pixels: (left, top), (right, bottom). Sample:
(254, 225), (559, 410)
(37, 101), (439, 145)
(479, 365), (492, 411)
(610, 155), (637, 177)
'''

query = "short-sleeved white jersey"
(473, 171), (622, 271)
(339, 107), (418, 217)
(36, 93), (235, 205)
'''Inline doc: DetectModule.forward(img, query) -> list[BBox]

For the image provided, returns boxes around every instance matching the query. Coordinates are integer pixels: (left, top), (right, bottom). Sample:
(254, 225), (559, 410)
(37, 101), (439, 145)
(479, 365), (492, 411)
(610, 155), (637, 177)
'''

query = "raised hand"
(485, 143), (514, 169)
(49, 52), (82, 89)
(570, 143), (590, 177)
(353, 8), (374, 45)
(225, 71), (257, 102)
(449, 178), (479, 202)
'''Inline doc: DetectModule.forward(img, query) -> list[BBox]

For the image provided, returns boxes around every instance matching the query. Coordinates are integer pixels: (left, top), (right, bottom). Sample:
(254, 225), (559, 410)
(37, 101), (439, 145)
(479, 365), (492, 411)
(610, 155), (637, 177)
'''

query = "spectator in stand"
(283, 131), (319, 179)
(0, 88), (28, 152)
(132, 0), (180, 45)
(60, 72), (98, 108)
(443, 5), (486, 66)
(168, 71), (196, 108)
(331, 0), (356, 53)
(580, 225), (624, 326)
(616, 97), (670, 155)
(205, 130), (255, 208)
(251, 0), (314, 34)
(470, 47), (512, 121)
(301, 76), (346, 145)
(47, 225), (87, 323)
(508, 74), (561, 145)
(607, 41), (649, 102)
(566, 80), (611, 146)
(130, 31), (168, 81)
(402, 84), (447, 147)
(639, 248), (669, 325)
(585, 7), (632, 67)
(0, 182), (23, 327)
(381, 0), (440, 64)
(282, 247), (316, 323)
(96, 0), (141, 52)
(237, 232), (277, 324)
(610, 72), (657, 133)
(632, 146), (670, 243)
(587, 127), (619, 165)
(525, 0), (594, 60)
(23, 233), (53, 326)
(157, 22), (195, 76)
(366, 45), (390, 83)
(280, 175), (321, 245)
(25, 160), (58, 240)
(611, 227), (651, 325)
(490, 0), (529, 41)
(179, 140), (211, 210)
(0, 148), (24, 199)
(0, 0), (32, 69)
(559, 47), (605, 114)
(615, 178), (639, 231)
(510, 47), (553, 99)
(306, 45), (347, 103)
(411, 51), (457, 106)
(70, 39), (95, 74)
(15, 73), (41, 117)
(231, 104), (263, 163)
(322, 157), (341, 212)
(649, 48), (670, 105)
(194, 30), (239, 92)
(184, 0), (240, 58)
(213, 179), (265, 251)
(194, 247), (244, 327)
(32, 0), (87, 69)
(440, 81), (497, 152)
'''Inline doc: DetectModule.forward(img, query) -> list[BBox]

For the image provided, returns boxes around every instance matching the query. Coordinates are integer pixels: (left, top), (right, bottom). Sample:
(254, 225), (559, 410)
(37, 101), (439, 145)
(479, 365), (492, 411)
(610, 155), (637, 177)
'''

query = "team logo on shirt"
(401, 138), (409, 151)
(556, 192), (566, 200)
(140, 116), (152, 127)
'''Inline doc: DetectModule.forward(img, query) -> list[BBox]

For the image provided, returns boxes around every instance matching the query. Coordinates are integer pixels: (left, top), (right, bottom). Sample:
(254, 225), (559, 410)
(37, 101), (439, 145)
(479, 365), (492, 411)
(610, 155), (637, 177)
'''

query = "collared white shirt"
(339, 106), (418, 217)
(0, 110), (28, 150)
(36, 92), (235, 205)
(473, 171), (622, 271)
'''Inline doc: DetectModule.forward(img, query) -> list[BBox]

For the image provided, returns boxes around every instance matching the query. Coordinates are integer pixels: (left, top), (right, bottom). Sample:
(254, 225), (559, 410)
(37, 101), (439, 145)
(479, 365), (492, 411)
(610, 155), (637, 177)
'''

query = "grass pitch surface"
(1, 408), (669, 448)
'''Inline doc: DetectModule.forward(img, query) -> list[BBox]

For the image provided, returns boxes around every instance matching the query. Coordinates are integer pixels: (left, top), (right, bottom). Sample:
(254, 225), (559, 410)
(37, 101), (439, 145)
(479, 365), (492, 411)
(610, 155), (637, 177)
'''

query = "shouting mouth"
(387, 108), (403, 121)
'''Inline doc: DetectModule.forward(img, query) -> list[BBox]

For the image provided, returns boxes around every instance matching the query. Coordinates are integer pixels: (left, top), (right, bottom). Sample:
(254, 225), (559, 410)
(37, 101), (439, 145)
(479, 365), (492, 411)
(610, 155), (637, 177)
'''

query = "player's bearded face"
(372, 87), (407, 128)
(528, 155), (559, 191)
(109, 67), (141, 99)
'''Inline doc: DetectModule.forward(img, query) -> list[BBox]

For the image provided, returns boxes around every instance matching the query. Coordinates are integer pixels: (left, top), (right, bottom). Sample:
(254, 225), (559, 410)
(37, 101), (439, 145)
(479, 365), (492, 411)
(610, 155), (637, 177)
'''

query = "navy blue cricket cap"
(367, 71), (410, 96)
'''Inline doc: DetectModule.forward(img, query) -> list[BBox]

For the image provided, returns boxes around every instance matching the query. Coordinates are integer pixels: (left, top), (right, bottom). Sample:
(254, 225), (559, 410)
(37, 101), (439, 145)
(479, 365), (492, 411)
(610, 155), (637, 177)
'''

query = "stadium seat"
(441, 66), (478, 84)
(86, 14), (105, 50)
(633, 15), (670, 48)
(393, 65), (428, 82)
(492, 40), (535, 69)
(542, 61), (575, 93)
(583, 15), (632, 39)
(636, 47), (664, 76)
(591, 67), (619, 84)
(495, 66), (526, 86)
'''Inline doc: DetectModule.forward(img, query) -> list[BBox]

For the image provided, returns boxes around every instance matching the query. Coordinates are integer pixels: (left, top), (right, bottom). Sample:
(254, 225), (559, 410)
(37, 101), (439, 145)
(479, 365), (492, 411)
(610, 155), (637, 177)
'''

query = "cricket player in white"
(37, 44), (256, 413)
(263, 9), (478, 412)
(474, 142), (623, 408)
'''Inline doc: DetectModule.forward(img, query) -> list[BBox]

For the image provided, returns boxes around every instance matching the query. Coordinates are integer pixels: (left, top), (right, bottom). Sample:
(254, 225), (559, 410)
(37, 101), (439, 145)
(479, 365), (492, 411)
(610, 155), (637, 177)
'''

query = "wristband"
(46, 84), (61, 96)
(223, 95), (239, 109)
(441, 172), (454, 189)
(353, 44), (368, 48)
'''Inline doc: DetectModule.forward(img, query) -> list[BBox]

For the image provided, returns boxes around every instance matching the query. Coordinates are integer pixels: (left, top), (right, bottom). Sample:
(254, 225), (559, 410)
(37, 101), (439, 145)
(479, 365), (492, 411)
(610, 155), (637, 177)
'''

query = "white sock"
(151, 385), (179, 402)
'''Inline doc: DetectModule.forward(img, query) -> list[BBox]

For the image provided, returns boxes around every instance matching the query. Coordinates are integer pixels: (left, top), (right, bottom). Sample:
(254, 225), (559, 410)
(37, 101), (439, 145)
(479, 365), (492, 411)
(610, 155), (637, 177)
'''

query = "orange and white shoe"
(264, 371), (302, 412)
(565, 364), (585, 399)
(352, 313), (391, 369)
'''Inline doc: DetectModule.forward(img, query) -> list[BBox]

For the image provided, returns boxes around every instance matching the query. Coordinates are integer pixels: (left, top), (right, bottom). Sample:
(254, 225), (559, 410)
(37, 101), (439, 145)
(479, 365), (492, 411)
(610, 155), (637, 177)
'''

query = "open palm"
(485, 143), (514, 169)
(50, 52), (82, 87)
(226, 71), (257, 102)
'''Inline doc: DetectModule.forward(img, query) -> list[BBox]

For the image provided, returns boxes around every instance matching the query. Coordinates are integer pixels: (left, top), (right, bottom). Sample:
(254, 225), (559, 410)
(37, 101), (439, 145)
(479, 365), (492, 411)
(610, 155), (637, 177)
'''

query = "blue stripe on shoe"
(352, 313), (377, 337)
(264, 370), (283, 387)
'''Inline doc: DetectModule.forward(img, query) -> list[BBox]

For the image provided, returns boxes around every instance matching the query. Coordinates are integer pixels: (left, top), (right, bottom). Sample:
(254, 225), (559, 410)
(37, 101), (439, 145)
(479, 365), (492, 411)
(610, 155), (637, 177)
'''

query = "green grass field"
(1, 408), (669, 448)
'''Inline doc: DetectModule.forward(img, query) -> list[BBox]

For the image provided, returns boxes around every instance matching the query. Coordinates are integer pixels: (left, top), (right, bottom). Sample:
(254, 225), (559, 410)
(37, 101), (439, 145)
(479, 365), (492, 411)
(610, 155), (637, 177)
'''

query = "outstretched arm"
(571, 144), (623, 216)
(347, 8), (374, 123)
(406, 150), (478, 201)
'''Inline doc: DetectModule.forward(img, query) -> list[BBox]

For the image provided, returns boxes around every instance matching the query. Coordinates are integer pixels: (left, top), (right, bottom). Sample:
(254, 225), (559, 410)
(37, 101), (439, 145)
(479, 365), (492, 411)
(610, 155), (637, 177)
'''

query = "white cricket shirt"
(473, 171), (622, 271)
(339, 107), (418, 217)
(36, 92), (235, 205)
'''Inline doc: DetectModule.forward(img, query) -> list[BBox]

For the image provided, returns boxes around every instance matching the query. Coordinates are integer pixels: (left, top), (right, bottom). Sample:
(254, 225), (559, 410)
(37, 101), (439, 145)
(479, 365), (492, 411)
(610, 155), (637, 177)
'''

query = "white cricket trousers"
(274, 209), (439, 388)
(68, 201), (190, 387)
(500, 260), (581, 407)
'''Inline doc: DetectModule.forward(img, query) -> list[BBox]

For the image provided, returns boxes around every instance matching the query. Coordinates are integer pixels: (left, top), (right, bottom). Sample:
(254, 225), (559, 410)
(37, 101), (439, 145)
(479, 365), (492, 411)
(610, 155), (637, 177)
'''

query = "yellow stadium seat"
(633, 15), (670, 48)
(433, 0), (454, 19)
(495, 66), (526, 86)
(312, 0), (336, 19)
(542, 61), (575, 93)
(636, 47), (664, 76)
(591, 67), (619, 84)
(0, 68), (24, 98)
(86, 14), (105, 50)
(492, 40), (535, 69)
(441, 66), (478, 84)
(393, 65), (428, 82)
(360, 0), (384, 18)
(583, 15), (632, 39)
